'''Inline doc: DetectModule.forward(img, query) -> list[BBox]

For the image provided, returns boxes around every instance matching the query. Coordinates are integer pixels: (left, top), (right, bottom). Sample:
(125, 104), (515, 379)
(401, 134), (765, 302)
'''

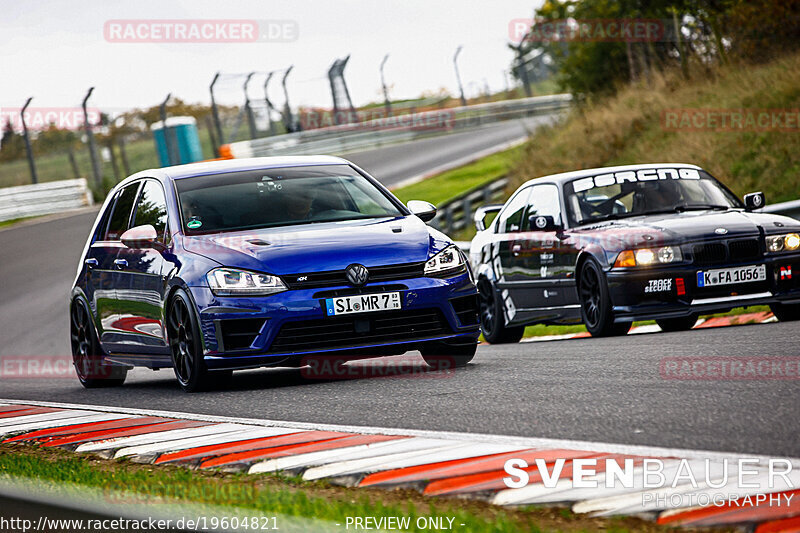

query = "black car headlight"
(766, 233), (800, 253)
(614, 246), (683, 268)
(424, 245), (466, 277)
(206, 268), (288, 296)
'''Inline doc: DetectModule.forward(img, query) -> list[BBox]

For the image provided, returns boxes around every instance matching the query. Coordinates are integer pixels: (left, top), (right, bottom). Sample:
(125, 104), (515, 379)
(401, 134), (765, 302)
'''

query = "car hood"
(182, 216), (439, 275)
(575, 209), (796, 248)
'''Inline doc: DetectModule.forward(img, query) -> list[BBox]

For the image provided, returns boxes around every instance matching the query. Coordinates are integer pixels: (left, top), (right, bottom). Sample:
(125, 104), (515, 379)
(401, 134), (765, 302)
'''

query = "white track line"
(114, 425), (298, 459)
(76, 424), (219, 452)
(249, 437), (418, 474)
(1, 398), (795, 466)
(303, 443), (525, 482)
(0, 413), (132, 436)
(0, 410), (101, 427)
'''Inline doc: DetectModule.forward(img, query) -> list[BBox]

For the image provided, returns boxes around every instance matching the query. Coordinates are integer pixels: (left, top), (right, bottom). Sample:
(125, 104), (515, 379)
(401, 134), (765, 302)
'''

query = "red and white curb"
(522, 311), (777, 343)
(1, 399), (798, 531)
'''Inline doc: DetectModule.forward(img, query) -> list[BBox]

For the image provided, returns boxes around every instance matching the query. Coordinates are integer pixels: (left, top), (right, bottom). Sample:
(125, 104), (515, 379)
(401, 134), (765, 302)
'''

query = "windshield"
(175, 164), (404, 234)
(564, 168), (742, 226)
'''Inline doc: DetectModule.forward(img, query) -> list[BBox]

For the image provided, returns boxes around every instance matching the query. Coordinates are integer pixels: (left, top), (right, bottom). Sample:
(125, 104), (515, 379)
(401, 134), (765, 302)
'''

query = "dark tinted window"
(104, 182), (140, 240)
(175, 165), (403, 234)
(133, 180), (168, 240)
(92, 196), (116, 241)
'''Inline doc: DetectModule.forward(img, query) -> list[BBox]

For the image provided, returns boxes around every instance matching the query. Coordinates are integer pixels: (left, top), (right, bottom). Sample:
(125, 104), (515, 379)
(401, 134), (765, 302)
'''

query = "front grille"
(268, 309), (449, 353)
(690, 238), (762, 265)
(217, 318), (266, 351)
(282, 262), (425, 290)
(728, 239), (761, 262)
(692, 243), (726, 265)
(450, 294), (479, 326)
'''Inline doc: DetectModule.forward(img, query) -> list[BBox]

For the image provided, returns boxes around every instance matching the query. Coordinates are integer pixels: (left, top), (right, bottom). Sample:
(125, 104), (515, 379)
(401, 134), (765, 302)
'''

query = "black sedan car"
(470, 164), (800, 341)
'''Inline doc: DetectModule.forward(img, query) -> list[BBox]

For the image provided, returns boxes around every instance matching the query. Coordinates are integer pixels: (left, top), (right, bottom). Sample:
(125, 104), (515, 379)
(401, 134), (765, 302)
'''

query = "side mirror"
(528, 214), (562, 232)
(120, 224), (162, 249)
(407, 200), (437, 223)
(743, 192), (766, 211)
(474, 204), (503, 231)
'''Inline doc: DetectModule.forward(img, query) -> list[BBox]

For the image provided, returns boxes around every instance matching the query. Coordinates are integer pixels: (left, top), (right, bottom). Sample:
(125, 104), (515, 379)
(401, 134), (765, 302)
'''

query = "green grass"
(0, 445), (672, 533)
(0, 216), (38, 229)
(391, 145), (524, 207)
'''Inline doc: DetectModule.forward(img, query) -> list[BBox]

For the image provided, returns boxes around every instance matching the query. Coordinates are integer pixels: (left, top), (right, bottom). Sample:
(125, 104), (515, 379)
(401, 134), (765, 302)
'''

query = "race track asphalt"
(0, 119), (796, 459)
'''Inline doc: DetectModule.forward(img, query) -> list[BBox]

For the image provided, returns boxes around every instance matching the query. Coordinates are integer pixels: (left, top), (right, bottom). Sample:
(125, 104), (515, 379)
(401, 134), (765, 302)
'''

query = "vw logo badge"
(345, 264), (369, 286)
(715, 228), (728, 235)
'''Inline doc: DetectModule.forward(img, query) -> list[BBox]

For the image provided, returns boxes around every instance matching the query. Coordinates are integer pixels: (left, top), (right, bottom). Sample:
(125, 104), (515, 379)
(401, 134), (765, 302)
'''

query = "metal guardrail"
(762, 199), (800, 220)
(226, 94), (572, 158)
(429, 177), (509, 235)
(0, 178), (93, 223)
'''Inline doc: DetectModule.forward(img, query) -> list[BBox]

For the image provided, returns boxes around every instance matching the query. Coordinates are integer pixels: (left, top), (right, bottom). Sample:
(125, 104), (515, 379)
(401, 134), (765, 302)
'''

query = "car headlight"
(424, 245), (466, 277)
(766, 233), (800, 253)
(206, 268), (287, 296)
(614, 246), (683, 267)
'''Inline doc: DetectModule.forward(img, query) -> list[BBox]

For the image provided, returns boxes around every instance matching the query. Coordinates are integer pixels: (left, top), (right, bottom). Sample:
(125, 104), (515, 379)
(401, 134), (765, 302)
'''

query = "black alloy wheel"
(578, 259), (631, 337)
(478, 280), (524, 344)
(70, 298), (127, 388)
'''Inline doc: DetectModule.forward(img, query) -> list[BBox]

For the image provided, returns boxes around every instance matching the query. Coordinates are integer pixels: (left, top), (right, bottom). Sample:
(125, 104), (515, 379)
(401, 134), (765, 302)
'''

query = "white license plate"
(696, 264), (766, 287)
(325, 292), (402, 316)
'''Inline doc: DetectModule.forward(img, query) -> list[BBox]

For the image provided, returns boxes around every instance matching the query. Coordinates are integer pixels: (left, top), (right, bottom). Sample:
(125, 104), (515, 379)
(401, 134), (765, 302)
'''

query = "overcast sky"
(1, 0), (541, 117)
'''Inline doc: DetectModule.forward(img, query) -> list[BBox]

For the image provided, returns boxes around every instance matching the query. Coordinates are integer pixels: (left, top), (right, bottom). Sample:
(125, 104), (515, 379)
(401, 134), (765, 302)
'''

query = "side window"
(132, 180), (168, 241)
(104, 183), (140, 241)
(497, 187), (532, 233)
(524, 184), (562, 230)
(93, 193), (118, 242)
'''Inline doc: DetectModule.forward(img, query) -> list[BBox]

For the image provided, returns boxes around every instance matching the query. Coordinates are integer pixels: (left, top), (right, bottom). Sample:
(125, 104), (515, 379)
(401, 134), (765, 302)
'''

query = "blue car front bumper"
(189, 272), (480, 370)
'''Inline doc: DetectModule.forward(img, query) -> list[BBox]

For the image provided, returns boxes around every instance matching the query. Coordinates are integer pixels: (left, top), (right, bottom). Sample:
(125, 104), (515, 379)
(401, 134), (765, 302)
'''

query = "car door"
(83, 190), (121, 344)
(94, 181), (141, 349)
(492, 186), (532, 322)
(516, 183), (578, 313)
(113, 179), (170, 354)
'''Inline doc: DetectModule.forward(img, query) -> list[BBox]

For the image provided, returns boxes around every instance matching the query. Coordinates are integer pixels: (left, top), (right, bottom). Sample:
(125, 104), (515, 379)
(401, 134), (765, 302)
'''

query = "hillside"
(511, 51), (800, 204)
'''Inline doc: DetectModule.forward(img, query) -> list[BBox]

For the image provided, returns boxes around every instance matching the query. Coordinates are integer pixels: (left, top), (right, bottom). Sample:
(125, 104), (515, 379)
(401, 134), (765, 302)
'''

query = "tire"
(167, 289), (227, 392)
(656, 315), (698, 332)
(420, 342), (477, 370)
(770, 303), (800, 322)
(478, 280), (524, 344)
(70, 298), (127, 388)
(578, 259), (631, 337)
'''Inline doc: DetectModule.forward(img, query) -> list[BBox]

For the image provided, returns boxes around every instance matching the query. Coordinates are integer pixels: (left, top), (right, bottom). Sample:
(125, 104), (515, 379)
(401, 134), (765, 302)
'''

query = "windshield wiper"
(581, 205), (730, 224)
(673, 204), (730, 212)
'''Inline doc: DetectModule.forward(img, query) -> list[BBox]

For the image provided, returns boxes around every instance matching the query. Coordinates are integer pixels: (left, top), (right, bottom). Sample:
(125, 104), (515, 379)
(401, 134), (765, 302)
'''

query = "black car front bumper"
(606, 255), (800, 323)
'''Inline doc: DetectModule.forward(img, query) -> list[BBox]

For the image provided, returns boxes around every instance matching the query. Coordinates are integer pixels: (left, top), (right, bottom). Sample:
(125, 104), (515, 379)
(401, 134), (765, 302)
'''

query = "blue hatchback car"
(71, 156), (480, 391)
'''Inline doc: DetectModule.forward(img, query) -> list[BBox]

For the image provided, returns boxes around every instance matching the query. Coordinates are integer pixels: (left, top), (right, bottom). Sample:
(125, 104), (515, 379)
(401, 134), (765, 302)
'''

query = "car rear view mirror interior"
(528, 214), (561, 232)
(474, 204), (503, 231)
(120, 224), (162, 250)
(406, 200), (437, 223)
(743, 191), (766, 211)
